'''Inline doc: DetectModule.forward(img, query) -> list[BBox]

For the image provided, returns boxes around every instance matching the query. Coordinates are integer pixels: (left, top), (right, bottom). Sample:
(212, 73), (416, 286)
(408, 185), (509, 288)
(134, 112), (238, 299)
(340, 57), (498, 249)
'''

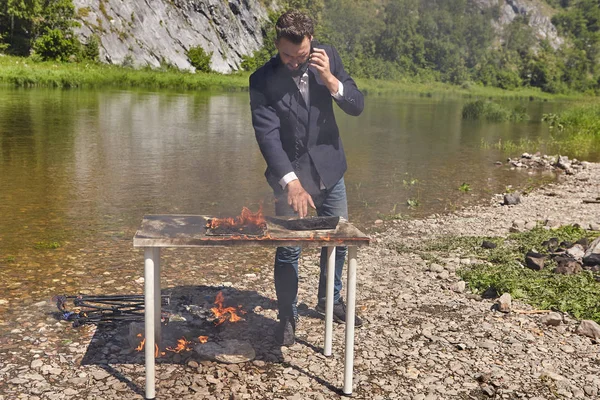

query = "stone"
(556, 155), (572, 170)
(481, 384), (495, 397)
(545, 219), (562, 229)
(525, 251), (546, 271)
(30, 359), (44, 369)
(540, 312), (562, 326)
(511, 219), (526, 232)
(429, 263), (444, 273)
(496, 293), (511, 313)
(437, 270), (450, 280)
(92, 370), (111, 380)
(195, 340), (255, 364)
(583, 237), (600, 266)
(561, 345), (575, 354)
(566, 244), (586, 260)
(503, 193), (521, 206)
(576, 320), (600, 340)
(524, 221), (537, 230)
(554, 259), (582, 275)
(450, 281), (466, 293)
(74, 0), (269, 73)
(540, 369), (565, 381)
(481, 240), (497, 249)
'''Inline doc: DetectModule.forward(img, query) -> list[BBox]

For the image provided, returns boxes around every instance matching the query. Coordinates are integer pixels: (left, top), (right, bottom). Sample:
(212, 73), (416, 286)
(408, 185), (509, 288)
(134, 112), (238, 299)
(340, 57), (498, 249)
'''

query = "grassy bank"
(395, 225), (600, 322)
(0, 55), (250, 91)
(482, 100), (600, 160)
(0, 55), (582, 101)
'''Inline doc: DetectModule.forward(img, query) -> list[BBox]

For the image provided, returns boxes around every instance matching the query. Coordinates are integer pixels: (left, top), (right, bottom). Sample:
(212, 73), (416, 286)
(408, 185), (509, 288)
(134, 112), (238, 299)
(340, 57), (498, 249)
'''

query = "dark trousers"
(274, 178), (348, 319)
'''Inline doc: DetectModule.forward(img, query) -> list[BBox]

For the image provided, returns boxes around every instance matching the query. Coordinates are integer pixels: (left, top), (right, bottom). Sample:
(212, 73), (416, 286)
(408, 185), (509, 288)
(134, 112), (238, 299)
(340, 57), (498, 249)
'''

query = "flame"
(135, 337), (182, 357)
(211, 291), (246, 326)
(166, 337), (192, 353)
(198, 336), (208, 343)
(207, 206), (266, 230)
(135, 338), (145, 352)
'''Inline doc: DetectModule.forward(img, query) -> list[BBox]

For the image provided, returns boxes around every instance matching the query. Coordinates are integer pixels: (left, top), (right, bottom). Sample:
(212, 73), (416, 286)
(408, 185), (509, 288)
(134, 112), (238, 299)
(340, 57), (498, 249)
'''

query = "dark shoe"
(275, 317), (296, 346)
(315, 300), (363, 327)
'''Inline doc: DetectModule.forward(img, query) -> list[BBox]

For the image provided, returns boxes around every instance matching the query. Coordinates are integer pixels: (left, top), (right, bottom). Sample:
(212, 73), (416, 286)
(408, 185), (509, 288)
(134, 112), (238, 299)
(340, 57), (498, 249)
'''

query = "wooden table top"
(133, 215), (370, 248)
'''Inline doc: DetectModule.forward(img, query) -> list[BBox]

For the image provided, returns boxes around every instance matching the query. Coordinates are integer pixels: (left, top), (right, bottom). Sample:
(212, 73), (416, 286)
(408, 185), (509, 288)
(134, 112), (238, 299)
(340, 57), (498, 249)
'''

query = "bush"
(186, 46), (212, 72)
(32, 28), (80, 61)
(82, 34), (100, 62)
(462, 100), (529, 122)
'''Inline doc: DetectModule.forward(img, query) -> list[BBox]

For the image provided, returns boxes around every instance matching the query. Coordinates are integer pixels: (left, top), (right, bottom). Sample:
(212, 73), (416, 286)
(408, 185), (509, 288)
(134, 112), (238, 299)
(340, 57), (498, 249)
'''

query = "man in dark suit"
(249, 10), (364, 346)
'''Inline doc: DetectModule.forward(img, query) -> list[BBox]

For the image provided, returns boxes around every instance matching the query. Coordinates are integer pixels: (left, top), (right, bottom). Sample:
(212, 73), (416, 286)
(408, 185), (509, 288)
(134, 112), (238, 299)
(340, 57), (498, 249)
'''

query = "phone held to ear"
(294, 39), (318, 76)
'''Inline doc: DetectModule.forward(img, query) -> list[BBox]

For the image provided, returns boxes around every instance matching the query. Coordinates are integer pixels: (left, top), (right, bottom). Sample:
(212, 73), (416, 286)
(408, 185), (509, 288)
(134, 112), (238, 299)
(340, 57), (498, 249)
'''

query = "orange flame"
(166, 337), (192, 353)
(135, 337), (182, 357)
(211, 291), (246, 326)
(135, 338), (145, 352)
(207, 206), (266, 230)
(198, 336), (208, 343)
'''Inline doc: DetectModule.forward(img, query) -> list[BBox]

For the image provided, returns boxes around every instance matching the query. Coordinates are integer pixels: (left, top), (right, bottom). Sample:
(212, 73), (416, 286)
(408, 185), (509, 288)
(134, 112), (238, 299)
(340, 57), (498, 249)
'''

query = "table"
(133, 215), (369, 399)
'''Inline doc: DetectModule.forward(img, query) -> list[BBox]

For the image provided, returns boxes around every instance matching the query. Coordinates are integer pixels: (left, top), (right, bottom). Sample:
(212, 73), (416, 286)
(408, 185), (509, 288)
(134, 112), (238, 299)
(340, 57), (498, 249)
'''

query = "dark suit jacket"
(249, 44), (364, 201)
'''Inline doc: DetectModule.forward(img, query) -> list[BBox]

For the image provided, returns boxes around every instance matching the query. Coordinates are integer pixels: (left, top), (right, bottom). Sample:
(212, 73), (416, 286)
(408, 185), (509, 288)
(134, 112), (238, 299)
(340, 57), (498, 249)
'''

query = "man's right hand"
(286, 180), (316, 218)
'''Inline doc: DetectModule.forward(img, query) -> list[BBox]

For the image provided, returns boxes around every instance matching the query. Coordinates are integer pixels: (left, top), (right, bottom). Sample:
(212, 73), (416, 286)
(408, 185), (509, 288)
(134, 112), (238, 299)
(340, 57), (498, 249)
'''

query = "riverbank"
(0, 54), (584, 101)
(0, 160), (599, 399)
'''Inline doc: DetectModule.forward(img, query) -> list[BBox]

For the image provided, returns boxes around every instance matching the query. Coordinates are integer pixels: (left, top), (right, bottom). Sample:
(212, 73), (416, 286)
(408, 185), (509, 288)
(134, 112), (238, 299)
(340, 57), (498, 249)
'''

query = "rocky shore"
(1, 161), (599, 400)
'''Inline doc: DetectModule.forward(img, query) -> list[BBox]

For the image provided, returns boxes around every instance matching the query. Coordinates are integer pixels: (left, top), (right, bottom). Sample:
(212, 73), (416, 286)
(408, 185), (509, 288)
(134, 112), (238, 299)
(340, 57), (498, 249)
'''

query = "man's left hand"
(310, 48), (340, 95)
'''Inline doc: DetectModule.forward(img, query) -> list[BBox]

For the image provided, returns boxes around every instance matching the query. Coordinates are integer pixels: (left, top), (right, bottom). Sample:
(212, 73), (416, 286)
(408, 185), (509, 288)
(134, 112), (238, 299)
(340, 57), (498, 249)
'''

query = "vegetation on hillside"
(243, 0), (600, 94)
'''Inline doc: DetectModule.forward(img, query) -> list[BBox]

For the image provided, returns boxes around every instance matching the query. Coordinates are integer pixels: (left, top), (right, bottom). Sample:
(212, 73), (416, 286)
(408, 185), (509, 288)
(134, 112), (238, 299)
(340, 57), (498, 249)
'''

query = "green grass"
(462, 100), (530, 122)
(393, 225), (600, 322)
(34, 241), (62, 249)
(0, 55), (249, 91)
(482, 101), (600, 160)
(0, 55), (587, 101)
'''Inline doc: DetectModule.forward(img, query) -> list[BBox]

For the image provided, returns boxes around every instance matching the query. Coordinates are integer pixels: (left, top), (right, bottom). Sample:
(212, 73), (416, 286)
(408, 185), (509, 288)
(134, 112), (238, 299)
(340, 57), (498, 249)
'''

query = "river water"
(0, 88), (578, 312)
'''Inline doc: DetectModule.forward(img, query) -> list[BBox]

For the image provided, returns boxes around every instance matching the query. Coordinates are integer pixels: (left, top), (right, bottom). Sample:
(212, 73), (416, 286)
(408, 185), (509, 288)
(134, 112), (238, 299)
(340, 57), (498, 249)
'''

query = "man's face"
(275, 36), (312, 72)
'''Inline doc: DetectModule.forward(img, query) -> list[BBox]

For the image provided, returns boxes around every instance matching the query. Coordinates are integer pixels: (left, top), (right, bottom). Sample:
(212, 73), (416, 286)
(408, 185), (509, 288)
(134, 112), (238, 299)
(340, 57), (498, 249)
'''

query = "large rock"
(525, 251), (546, 271)
(576, 320), (600, 341)
(472, 0), (563, 50)
(73, 0), (272, 72)
(566, 244), (586, 260)
(583, 237), (600, 266)
(496, 293), (512, 313)
(503, 193), (521, 206)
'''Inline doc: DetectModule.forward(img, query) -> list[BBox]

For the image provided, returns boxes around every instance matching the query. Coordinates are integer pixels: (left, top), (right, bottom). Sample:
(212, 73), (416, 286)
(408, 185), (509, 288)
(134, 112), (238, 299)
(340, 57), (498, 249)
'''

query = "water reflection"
(0, 89), (582, 258)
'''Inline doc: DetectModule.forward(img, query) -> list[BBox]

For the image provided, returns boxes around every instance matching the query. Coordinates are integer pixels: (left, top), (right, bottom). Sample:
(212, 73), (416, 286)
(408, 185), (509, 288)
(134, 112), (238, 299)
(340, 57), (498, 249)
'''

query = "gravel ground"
(0, 162), (599, 400)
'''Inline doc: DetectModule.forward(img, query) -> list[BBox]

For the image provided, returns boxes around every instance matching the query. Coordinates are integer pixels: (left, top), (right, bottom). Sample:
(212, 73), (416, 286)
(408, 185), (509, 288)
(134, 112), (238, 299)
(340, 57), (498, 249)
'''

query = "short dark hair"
(275, 10), (314, 44)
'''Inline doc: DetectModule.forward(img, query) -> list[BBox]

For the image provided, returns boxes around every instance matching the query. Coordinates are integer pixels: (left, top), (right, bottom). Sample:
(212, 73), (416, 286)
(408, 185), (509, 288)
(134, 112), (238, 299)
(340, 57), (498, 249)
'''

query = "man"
(249, 10), (364, 346)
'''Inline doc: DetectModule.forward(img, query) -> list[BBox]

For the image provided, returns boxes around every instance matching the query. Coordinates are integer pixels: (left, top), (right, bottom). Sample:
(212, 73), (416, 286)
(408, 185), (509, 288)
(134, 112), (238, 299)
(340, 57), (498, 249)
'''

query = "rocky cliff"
(73, 0), (274, 73)
(73, 0), (562, 73)
(474, 0), (563, 49)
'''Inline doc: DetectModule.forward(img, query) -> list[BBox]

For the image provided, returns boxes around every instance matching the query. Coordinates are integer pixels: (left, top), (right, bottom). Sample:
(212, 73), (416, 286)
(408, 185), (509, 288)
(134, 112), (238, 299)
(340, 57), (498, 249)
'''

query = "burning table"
(133, 209), (369, 399)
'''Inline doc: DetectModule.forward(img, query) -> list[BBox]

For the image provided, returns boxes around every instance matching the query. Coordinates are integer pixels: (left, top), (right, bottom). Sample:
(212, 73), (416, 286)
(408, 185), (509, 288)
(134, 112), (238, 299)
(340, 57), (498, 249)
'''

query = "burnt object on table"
(269, 216), (340, 231)
(205, 206), (267, 237)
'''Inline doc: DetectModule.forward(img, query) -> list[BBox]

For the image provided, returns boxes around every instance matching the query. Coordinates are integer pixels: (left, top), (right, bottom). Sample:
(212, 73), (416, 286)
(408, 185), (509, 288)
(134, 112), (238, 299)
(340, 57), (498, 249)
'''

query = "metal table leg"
(144, 247), (160, 400)
(343, 246), (357, 395)
(324, 246), (335, 356)
(153, 248), (161, 344)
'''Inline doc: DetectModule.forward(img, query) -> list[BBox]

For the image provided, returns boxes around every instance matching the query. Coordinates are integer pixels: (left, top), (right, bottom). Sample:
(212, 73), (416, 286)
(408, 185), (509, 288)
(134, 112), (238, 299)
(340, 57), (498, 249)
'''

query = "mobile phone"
(296, 40), (317, 75)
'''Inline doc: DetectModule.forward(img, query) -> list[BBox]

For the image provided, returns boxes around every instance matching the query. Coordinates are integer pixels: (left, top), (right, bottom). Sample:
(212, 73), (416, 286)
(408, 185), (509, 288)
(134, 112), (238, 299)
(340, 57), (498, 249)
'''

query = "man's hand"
(286, 180), (316, 218)
(309, 48), (339, 95)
